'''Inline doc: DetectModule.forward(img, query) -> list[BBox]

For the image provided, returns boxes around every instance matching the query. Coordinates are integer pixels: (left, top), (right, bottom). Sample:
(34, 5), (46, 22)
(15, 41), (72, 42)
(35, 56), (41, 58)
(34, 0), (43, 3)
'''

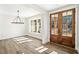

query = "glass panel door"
(62, 11), (72, 37)
(51, 14), (58, 35)
(50, 9), (75, 48)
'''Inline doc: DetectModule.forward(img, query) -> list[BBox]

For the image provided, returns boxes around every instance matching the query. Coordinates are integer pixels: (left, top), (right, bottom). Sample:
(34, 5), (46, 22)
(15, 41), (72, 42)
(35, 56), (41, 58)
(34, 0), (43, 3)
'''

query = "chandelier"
(11, 10), (24, 24)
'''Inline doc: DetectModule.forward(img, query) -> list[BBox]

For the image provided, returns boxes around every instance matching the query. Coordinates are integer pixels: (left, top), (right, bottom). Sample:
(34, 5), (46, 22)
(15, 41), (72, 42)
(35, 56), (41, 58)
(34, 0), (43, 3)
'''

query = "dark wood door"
(50, 8), (75, 48)
(50, 14), (59, 43)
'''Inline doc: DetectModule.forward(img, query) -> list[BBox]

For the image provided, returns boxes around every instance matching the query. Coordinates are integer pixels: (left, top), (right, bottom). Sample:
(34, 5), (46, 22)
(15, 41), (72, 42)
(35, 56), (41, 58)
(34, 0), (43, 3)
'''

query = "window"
(31, 19), (41, 33)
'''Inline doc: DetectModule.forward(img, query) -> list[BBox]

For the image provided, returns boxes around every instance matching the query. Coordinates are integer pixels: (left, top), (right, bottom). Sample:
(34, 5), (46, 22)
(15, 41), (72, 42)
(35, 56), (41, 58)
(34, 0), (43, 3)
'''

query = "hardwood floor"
(0, 35), (77, 54)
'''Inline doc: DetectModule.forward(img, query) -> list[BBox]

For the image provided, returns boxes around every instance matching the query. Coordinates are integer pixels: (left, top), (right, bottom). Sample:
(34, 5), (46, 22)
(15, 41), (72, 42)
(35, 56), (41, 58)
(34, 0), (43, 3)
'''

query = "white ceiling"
(37, 4), (67, 11)
(0, 4), (41, 17)
(0, 4), (68, 17)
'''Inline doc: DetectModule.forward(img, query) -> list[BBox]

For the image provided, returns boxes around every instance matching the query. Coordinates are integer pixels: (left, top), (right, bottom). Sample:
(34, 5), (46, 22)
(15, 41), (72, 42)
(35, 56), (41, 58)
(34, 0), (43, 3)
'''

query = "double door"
(50, 8), (75, 48)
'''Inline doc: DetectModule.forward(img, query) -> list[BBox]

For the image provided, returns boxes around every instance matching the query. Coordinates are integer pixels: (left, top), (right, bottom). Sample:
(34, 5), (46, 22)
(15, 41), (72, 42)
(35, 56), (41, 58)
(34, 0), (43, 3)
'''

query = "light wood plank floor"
(0, 35), (77, 54)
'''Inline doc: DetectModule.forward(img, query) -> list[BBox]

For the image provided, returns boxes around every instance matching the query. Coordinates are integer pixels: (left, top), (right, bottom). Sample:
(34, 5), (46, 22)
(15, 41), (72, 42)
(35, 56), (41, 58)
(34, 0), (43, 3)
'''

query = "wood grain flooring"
(0, 35), (77, 54)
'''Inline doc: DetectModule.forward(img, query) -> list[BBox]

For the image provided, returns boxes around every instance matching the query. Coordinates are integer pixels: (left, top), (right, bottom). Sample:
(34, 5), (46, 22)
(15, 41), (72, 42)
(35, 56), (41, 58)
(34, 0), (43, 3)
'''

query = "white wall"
(50, 4), (79, 53)
(0, 4), (49, 44)
(0, 12), (27, 40)
(41, 13), (50, 44)
(26, 13), (50, 44)
(0, 4), (41, 40)
(77, 5), (79, 53)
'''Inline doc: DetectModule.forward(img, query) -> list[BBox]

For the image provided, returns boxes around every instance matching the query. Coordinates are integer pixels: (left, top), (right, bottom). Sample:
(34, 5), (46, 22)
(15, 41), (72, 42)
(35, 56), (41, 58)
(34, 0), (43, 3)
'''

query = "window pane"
(51, 14), (58, 35)
(31, 20), (35, 32)
(67, 15), (72, 36)
(55, 14), (58, 35)
(62, 11), (72, 37)
(62, 16), (67, 36)
(34, 20), (37, 32)
(51, 15), (54, 34)
(37, 19), (41, 33)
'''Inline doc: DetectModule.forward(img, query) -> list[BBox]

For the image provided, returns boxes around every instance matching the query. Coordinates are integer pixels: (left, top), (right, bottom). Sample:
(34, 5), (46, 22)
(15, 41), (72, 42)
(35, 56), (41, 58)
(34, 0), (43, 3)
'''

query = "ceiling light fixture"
(11, 10), (24, 24)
